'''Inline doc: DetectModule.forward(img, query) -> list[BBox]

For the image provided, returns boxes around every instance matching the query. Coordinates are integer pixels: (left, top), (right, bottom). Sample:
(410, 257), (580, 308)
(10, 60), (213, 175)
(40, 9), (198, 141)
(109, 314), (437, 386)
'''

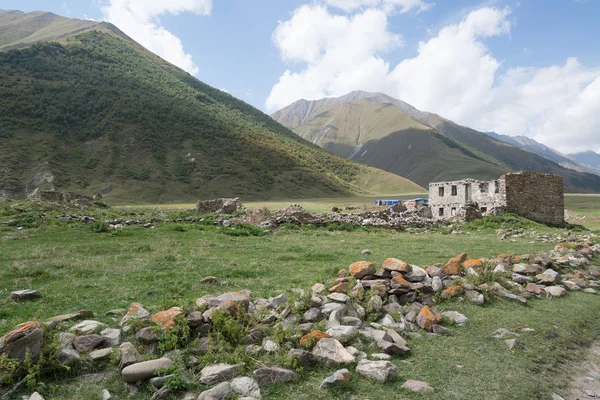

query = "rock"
(268, 293), (288, 309)
(545, 286), (567, 297)
(432, 276), (443, 292)
(370, 353), (392, 360)
(328, 282), (349, 293)
(367, 295), (383, 313)
(0, 321), (44, 361)
(200, 276), (223, 284)
(401, 380), (434, 392)
(465, 290), (485, 305)
(441, 311), (468, 326)
(263, 339), (279, 353)
(121, 358), (173, 383)
(311, 338), (356, 365)
(320, 368), (351, 389)
(70, 320), (105, 335)
(503, 293), (527, 304)
(390, 275), (411, 293)
(341, 316), (362, 327)
(100, 328), (121, 347)
(152, 307), (184, 329)
(240, 330), (264, 346)
(505, 338), (521, 350)
(416, 306), (442, 331)
(356, 359), (397, 382)
(432, 325), (452, 335)
(404, 266), (428, 282)
(491, 328), (519, 339)
(136, 327), (159, 344)
(120, 303), (151, 329)
(303, 308), (322, 323)
(197, 290), (252, 311)
(552, 393), (565, 400)
(361, 249), (372, 255)
(441, 285), (464, 299)
(387, 329), (407, 346)
(463, 259), (483, 269)
(231, 377), (262, 398)
(102, 389), (112, 400)
(443, 253), (467, 275)
(511, 273), (532, 284)
(300, 331), (331, 348)
(197, 381), (233, 400)
(326, 326), (357, 344)
(58, 332), (76, 349)
(584, 288), (597, 294)
(526, 283), (545, 295)
(150, 374), (174, 389)
(29, 393), (45, 400)
(10, 289), (41, 300)
(311, 283), (326, 294)
(328, 293), (350, 303)
(377, 340), (410, 355)
(119, 342), (140, 370)
(349, 261), (376, 279)
(89, 347), (113, 361)
(56, 348), (80, 365)
(186, 311), (205, 328)
(382, 258), (412, 273)
(199, 363), (240, 385)
(253, 367), (296, 386)
(288, 348), (317, 368)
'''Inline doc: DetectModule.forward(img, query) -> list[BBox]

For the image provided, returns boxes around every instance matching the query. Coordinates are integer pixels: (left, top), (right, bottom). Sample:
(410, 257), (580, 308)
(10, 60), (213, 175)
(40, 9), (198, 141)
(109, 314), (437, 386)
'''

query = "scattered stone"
(300, 331), (331, 348)
(326, 326), (357, 344)
(545, 286), (567, 297)
(584, 288), (597, 294)
(70, 320), (105, 335)
(253, 367), (296, 386)
(503, 293), (527, 304)
(288, 348), (317, 368)
(268, 293), (288, 309)
(303, 308), (322, 323)
(431, 325), (452, 335)
(231, 376), (262, 398)
(491, 328), (519, 339)
(377, 340), (410, 355)
(58, 332), (76, 349)
(0, 321), (44, 362)
(361, 249), (372, 255)
(441, 311), (468, 326)
(29, 393), (45, 400)
(370, 353), (392, 361)
(101, 389), (112, 400)
(89, 347), (112, 361)
(401, 379), (434, 392)
(263, 339), (280, 353)
(349, 261), (376, 279)
(200, 276), (224, 284)
(505, 338), (521, 351)
(56, 348), (80, 365)
(121, 358), (173, 383)
(311, 283), (326, 294)
(151, 307), (184, 329)
(136, 327), (159, 344)
(10, 289), (41, 301)
(356, 359), (397, 382)
(320, 368), (351, 389)
(150, 374), (174, 389)
(465, 290), (485, 305)
(100, 328), (121, 347)
(120, 303), (151, 329)
(200, 363), (240, 385)
(328, 293), (350, 303)
(416, 306), (442, 331)
(197, 381), (233, 400)
(119, 342), (140, 370)
(382, 258), (411, 273)
(311, 338), (355, 365)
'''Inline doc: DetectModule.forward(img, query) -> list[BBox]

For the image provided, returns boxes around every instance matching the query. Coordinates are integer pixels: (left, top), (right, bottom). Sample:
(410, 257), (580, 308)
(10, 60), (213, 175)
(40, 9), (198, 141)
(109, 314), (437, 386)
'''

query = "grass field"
(0, 196), (599, 399)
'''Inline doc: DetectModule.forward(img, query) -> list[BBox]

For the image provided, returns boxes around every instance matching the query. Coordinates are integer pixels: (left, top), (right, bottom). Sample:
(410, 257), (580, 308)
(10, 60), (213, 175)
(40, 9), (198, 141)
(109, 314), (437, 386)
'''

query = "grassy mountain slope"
(0, 11), (423, 202)
(272, 91), (600, 192)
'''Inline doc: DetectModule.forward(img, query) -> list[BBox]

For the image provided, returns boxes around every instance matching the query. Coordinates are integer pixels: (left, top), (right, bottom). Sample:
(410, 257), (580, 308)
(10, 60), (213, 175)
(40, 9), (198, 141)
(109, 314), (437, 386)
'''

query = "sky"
(3, 0), (600, 153)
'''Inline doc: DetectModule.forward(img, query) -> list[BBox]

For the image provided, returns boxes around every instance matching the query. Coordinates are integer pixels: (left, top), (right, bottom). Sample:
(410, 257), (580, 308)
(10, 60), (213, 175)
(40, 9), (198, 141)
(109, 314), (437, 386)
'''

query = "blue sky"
(3, 0), (600, 152)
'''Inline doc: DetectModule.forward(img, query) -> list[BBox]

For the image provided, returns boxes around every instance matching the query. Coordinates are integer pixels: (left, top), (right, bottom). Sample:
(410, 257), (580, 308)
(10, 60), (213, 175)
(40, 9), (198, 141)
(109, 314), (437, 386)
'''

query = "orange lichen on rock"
(300, 331), (331, 348)
(390, 275), (411, 291)
(462, 259), (483, 269)
(349, 261), (376, 279)
(441, 285), (464, 299)
(329, 282), (349, 293)
(443, 253), (467, 276)
(382, 258), (412, 273)
(416, 306), (442, 331)
(151, 307), (184, 329)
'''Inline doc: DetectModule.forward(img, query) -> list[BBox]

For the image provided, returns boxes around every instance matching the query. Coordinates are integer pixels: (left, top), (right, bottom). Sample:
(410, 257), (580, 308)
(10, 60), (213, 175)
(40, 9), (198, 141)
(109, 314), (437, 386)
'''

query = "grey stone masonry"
(428, 172), (564, 225)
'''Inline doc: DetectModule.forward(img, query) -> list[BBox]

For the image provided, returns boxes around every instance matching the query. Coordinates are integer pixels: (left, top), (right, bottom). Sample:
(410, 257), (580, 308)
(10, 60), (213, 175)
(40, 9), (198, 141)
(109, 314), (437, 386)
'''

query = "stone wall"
(504, 172), (564, 226)
(195, 198), (245, 214)
(429, 178), (505, 220)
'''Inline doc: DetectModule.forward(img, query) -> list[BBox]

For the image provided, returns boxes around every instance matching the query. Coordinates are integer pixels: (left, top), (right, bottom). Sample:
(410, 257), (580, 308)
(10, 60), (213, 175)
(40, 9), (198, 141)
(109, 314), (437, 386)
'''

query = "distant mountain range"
(271, 91), (600, 193)
(0, 10), (423, 202)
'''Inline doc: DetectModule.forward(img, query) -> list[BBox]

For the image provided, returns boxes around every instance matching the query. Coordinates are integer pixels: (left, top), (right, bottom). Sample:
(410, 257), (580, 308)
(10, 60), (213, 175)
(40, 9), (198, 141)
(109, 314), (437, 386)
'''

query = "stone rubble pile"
(2, 240), (599, 399)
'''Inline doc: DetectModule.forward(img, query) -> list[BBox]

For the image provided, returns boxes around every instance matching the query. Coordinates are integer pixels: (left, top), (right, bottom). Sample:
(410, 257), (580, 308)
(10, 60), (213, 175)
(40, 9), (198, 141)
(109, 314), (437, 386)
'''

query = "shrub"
(90, 221), (109, 233)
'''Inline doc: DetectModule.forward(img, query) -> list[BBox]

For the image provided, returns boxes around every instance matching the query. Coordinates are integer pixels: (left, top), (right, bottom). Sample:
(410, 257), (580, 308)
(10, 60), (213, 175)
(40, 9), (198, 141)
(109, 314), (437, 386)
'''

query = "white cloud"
(266, 4), (401, 111)
(100, 0), (212, 75)
(324, 0), (433, 14)
(267, 5), (600, 153)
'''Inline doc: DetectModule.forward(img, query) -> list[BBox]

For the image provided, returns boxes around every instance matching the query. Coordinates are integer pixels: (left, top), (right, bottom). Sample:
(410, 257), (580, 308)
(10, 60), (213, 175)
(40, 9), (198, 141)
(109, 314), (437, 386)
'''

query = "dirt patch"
(564, 342), (600, 399)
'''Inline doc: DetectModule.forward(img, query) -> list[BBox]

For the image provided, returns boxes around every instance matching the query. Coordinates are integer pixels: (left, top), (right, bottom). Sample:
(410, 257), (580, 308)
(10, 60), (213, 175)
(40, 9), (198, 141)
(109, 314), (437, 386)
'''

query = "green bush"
(222, 223), (268, 237)
(90, 221), (109, 233)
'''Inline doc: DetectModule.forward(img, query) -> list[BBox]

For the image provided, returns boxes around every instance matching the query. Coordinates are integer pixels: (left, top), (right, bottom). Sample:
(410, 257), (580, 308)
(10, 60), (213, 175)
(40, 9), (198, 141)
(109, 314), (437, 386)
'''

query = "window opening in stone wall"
(439, 207), (444, 217)
(494, 180), (499, 193)
(451, 207), (456, 216)
(480, 183), (488, 193)
(439, 187), (444, 197)
(481, 207), (488, 213)
(451, 185), (457, 196)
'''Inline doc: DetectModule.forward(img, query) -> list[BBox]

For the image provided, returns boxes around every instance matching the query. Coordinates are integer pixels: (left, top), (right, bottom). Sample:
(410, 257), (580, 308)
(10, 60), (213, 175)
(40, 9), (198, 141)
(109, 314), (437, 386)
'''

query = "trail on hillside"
(564, 341), (600, 399)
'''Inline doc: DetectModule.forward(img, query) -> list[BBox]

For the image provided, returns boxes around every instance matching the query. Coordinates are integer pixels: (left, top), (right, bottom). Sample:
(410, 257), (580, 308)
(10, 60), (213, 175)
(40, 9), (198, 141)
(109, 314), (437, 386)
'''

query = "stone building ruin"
(429, 172), (564, 225)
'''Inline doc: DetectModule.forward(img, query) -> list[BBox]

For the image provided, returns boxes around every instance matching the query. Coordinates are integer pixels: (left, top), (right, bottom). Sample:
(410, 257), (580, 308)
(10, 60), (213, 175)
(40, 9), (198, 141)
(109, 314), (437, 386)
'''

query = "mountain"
(0, 10), (424, 203)
(271, 91), (600, 193)
(568, 151), (600, 175)
(485, 132), (599, 175)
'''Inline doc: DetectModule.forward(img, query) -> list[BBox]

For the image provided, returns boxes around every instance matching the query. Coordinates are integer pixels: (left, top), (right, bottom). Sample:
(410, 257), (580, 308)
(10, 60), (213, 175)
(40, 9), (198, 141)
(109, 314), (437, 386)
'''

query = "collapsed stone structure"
(429, 172), (564, 225)
(195, 198), (245, 214)
(27, 189), (94, 206)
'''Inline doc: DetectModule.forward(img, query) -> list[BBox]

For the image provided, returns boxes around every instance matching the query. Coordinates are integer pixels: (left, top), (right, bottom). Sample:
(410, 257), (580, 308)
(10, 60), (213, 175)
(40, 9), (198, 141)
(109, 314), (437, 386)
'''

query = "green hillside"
(272, 91), (600, 192)
(0, 11), (423, 202)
